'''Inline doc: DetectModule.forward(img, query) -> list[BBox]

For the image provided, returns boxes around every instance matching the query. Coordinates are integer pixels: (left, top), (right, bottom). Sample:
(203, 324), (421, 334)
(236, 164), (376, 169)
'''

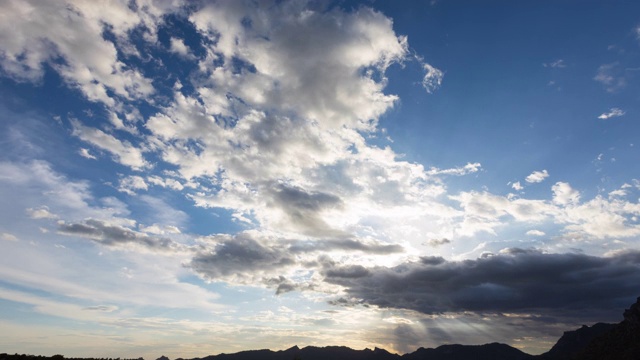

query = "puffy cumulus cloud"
(552, 181), (580, 206)
(450, 183), (640, 241)
(598, 107), (625, 120)
(57, 219), (185, 253)
(169, 37), (194, 59)
(0, 0), (167, 107)
(190, 1), (407, 131)
(26, 206), (58, 219)
(525, 169), (549, 183)
(324, 250), (640, 317)
(450, 191), (554, 236)
(146, 175), (184, 191)
(118, 175), (148, 195)
(558, 195), (640, 240)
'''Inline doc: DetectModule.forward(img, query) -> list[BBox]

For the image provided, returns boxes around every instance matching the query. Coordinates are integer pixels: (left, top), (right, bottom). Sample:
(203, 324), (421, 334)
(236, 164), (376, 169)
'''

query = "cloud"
(78, 148), (97, 160)
(0, 0), (159, 107)
(594, 62), (626, 92)
(598, 108), (625, 120)
(525, 170), (549, 183)
(425, 238), (451, 247)
(552, 181), (580, 206)
(511, 181), (523, 191)
(525, 230), (545, 237)
(427, 162), (481, 176)
(83, 305), (119, 313)
(57, 219), (183, 253)
(146, 175), (184, 191)
(26, 206), (58, 219)
(324, 250), (640, 317)
(190, 2), (407, 131)
(421, 63), (444, 93)
(169, 37), (194, 58)
(189, 231), (405, 289)
(543, 59), (566, 68)
(71, 120), (148, 170)
(1, 233), (18, 242)
(118, 175), (149, 195)
(189, 233), (296, 283)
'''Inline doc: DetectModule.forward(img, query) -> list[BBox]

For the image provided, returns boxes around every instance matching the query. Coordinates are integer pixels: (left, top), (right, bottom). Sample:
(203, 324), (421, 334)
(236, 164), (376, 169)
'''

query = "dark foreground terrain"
(3, 297), (639, 360)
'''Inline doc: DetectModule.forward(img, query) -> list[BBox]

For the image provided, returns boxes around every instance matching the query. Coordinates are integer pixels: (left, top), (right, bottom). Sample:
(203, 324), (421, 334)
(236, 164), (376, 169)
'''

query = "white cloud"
(598, 107), (625, 120)
(78, 148), (97, 159)
(421, 63), (444, 93)
(118, 176), (149, 195)
(511, 181), (523, 191)
(552, 181), (580, 206)
(26, 206), (58, 219)
(190, 3), (407, 131)
(72, 120), (148, 170)
(0, 0), (158, 107)
(427, 162), (481, 176)
(169, 37), (193, 58)
(525, 170), (549, 183)
(147, 175), (184, 191)
(1, 233), (18, 242)
(525, 230), (545, 237)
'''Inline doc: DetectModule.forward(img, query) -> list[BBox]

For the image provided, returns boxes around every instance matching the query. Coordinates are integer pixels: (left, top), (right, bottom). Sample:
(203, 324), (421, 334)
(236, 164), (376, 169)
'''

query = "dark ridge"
(572, 297), (640, 360)
(537, 322), (615, 360)
(402, 343), (534, 360)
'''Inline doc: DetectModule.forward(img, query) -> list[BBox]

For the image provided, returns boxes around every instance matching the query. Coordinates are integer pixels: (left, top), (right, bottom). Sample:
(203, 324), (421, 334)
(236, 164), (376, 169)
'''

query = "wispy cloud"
(543, 59), (566, 68)
(598, 107), (625, 120)
(594, 62), (626, 92)
(421, 63), (444, 93)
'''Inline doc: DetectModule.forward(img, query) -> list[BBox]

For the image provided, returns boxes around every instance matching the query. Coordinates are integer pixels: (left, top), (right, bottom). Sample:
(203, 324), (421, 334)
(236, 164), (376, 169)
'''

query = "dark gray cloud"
(188, 232), (401, 285)
(189, 234), (296, 281)
(324, 249), (640, 317)
(57, 219), (180, 251)
(290, 238), (403, 254)
(267, 183), (346, 237)
(425, 238), (450, 247)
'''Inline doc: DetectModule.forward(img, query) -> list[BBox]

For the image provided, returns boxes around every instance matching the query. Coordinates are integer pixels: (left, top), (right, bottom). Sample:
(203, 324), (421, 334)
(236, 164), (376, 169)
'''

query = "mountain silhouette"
(191, 343), (534, 360)
(538, 323), (615, 359)
(403, 343), (534, 360)
(571, 296), (640, 360)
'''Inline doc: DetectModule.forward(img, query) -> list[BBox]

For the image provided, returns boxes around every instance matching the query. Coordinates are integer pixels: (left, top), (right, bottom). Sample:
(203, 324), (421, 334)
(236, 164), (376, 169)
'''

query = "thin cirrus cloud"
(598, 107), (625, 120)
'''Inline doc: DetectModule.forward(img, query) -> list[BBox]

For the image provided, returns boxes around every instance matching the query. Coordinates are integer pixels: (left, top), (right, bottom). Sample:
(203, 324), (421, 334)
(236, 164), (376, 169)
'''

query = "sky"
(1, 0), (640, 358)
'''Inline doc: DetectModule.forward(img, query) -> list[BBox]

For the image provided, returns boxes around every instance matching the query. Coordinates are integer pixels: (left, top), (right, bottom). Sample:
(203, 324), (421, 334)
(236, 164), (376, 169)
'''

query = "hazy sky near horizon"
(1, 0), (640, 358)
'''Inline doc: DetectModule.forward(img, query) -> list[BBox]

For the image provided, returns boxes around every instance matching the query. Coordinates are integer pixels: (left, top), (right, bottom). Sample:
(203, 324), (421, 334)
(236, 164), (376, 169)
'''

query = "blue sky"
(1, 0), (640, 358)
